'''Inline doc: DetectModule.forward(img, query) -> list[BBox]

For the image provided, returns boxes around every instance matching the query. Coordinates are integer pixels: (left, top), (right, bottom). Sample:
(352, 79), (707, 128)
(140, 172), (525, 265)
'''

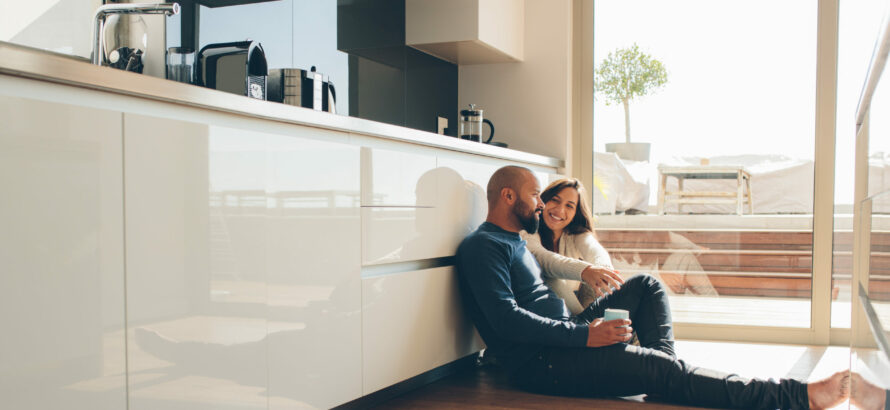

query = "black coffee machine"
(197, 40), (268, 100)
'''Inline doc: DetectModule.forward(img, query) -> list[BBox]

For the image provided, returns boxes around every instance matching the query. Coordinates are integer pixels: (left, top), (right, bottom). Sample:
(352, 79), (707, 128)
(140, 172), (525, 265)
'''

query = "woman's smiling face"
(543, 186), (579, 233)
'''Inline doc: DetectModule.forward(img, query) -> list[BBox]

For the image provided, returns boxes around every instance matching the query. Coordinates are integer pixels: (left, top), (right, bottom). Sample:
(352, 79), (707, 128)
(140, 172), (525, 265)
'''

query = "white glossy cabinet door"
(360, 144), (442, 265)
(125, 113), (362, 409)
(0, 96), (126, 409)
(437, 153), (558, 239)
(125, 115), (270, 409)
(435, 153), (499, 250)
(362, 207), (444, 264)
(361, 161), (483, 265)
(360, 145), (437, 207)
(265, 130), (362, 409)
(362, 267), (483, 394)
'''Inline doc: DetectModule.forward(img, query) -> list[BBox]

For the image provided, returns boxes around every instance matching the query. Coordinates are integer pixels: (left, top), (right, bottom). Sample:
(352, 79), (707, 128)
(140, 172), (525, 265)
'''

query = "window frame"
(574, 0), (841, 345)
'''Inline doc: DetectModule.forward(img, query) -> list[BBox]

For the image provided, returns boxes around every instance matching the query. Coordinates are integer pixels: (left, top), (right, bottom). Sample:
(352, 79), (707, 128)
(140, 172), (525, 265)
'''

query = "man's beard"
(514, 201), (540, 234)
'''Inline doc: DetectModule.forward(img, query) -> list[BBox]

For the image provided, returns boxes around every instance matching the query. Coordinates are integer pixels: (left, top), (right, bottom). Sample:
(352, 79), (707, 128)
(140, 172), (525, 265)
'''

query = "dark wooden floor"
(372, 364), (700, 410)
(371, 340), (852, 409)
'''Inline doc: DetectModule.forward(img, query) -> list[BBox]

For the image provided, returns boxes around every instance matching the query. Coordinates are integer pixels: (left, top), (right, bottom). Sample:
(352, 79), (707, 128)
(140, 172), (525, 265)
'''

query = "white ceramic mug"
(603, 308), (629, 324)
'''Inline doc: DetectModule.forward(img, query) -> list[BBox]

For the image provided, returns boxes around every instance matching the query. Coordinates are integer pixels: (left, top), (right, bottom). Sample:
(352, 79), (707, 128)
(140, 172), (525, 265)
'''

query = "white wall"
(0, 0), (102, 58)
(458, 0), (574, 162)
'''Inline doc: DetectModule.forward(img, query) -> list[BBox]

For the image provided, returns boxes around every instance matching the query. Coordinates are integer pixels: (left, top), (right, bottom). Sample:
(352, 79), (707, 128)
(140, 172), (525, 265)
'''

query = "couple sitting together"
(455, 165), (848, 409)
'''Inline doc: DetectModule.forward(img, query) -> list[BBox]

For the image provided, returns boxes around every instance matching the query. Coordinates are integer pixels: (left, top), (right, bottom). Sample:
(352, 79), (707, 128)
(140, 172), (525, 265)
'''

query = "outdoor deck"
(595, 214), (890, 327)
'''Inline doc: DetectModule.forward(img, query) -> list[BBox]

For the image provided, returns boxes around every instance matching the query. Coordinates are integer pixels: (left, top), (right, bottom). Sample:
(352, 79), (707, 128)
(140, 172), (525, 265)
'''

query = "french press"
(459, 104), (495, 143)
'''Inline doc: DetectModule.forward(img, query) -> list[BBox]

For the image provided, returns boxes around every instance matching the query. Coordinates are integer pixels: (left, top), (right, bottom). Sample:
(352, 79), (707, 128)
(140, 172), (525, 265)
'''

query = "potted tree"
(595, 43), (668, 162)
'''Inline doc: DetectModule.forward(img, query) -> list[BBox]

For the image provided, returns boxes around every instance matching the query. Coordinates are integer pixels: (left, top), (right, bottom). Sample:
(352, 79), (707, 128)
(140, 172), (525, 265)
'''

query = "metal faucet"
(92, 2), (180, 66)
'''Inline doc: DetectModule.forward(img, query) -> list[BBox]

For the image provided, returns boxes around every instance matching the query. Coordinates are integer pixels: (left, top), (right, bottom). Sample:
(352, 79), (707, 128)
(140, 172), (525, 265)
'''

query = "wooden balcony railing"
(597, 229), (890, 300)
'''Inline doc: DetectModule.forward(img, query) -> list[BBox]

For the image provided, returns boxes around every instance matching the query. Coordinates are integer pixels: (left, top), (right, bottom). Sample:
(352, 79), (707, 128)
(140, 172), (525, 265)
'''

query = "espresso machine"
(197, 40), (268, 100)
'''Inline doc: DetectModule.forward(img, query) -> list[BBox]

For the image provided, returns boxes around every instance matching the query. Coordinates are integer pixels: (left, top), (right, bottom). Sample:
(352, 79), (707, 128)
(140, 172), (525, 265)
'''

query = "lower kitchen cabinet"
(125, 113), (268, 409)
(362, 206), (447, 264)
(0, 73), (561, 409)
(359, 144), (438, 207)
(361, 266), (483, 394)
(0, 95), (127, 409)
(124, 113), (362, 409)
(264, 131), (362, 409)
(437, 152), (559, 246)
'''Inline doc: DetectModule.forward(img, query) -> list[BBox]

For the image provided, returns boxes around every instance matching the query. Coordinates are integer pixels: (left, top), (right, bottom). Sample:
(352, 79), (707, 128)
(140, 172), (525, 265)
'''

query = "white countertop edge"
(0, 42), (563, 169)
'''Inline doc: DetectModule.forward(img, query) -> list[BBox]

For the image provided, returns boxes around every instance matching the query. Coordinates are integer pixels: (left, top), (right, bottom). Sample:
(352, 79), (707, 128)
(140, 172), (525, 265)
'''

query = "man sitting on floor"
(455, 165), (847, 409)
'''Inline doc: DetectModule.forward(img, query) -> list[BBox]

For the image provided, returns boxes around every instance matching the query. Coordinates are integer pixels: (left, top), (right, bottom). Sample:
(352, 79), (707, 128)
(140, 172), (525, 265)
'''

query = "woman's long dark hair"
(538, 178), (595, 252)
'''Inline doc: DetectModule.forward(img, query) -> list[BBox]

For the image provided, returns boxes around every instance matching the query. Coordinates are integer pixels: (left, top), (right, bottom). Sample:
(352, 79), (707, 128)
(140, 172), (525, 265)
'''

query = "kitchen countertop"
(0, 42), (562, 169)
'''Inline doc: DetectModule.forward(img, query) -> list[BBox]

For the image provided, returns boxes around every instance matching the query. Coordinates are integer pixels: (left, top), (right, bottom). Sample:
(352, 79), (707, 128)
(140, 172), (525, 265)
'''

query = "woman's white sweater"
(520, 230), (614, 315)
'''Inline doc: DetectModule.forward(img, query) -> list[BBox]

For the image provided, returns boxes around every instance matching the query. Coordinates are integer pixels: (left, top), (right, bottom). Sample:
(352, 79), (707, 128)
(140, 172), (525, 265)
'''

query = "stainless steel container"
(267, 67), (337, 113)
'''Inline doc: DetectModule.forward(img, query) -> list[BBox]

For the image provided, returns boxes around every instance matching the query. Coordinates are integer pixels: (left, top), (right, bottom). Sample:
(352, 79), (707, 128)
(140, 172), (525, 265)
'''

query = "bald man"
(455, 165), (847, 409)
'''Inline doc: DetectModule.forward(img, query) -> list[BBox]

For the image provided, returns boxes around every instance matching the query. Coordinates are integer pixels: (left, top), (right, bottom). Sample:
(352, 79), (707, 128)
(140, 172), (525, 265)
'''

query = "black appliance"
(267, 67), (337, 113)
(197, 40), (268, 100)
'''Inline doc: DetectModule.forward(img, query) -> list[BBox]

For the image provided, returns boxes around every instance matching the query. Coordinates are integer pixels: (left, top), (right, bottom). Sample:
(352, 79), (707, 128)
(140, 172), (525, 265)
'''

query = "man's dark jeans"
(509, 274), (809, 409)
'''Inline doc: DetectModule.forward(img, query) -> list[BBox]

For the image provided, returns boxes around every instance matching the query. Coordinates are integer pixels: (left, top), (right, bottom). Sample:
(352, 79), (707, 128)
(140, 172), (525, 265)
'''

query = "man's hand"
(586, 318), (633, 348)
(580, 266), (624, 298)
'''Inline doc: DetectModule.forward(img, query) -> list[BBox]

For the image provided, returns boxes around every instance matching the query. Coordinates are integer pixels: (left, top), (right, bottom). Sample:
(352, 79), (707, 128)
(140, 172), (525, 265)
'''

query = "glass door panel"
(832, 0), (889, 330)
(593, 0), (816, 327)
(851, 191), (890, 409)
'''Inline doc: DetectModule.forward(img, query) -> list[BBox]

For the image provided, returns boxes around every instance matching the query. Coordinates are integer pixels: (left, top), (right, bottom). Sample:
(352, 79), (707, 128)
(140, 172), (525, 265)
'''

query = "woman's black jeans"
(510, 274), (809, 409)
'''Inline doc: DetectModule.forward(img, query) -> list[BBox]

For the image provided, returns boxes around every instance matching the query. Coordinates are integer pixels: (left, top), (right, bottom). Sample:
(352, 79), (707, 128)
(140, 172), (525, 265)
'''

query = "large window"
(593, 0), (817, 328)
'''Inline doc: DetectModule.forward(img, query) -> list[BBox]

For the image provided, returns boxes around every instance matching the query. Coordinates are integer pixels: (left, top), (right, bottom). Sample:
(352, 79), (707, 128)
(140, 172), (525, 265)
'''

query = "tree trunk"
(622, 99), (631, 143)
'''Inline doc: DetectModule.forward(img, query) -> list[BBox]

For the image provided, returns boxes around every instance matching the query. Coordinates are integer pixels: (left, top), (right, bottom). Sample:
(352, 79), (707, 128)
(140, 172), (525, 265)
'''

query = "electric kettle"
(459, 104), (494, 143)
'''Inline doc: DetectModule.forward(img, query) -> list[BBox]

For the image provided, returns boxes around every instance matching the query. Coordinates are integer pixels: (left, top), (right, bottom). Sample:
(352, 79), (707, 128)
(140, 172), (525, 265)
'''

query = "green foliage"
(595, 44), (668, 142)
(595, 43), (668, 106)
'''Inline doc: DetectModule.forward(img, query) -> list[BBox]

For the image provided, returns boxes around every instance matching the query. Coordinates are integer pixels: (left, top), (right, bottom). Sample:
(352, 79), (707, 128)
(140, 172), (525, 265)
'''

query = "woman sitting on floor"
(520, 178), (622, 315)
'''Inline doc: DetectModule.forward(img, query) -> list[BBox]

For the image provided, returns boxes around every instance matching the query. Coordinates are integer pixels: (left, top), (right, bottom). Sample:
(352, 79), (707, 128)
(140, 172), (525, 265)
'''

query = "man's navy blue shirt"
(456, 222), (588, 369)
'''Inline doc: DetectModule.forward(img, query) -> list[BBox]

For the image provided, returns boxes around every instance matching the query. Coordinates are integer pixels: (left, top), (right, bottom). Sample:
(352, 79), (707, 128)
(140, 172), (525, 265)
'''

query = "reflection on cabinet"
(360, 146), (437, 207)
(125, 114), (267, 409)
(435, 153), (499, 247)
(264, 132), (362, 409)
(0, 96), (126, 409)
(361, 151), (559, 266)
(362, 267), (483, 394)
(0, 73), (562, 408)
(362, 207), (443, 265)
(124, 114), (362, 409)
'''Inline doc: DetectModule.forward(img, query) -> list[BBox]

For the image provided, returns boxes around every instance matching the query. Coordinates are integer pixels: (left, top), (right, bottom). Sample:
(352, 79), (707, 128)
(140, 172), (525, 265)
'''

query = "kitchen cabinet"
(124, 113), (362, 409)
(0, 93), (126, 409)
(359, 144), (438, 207)
(359, 142), (444, 265)
(361, 266), (482, 394)
(361, 148), (559, 266)
(362, 207), (449, 265)
(436, 151), (559, 244)
(124, 114), (269, 409)
(264, 129), (362, 409)
(435, 153), (500, 249)
(405, 0), (524, 64)
(0, 59), (562, 407)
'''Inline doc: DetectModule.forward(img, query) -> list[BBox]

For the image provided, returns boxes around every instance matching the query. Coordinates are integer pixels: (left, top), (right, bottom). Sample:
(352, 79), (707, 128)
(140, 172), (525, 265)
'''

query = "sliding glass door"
(592, 0), (817, 330)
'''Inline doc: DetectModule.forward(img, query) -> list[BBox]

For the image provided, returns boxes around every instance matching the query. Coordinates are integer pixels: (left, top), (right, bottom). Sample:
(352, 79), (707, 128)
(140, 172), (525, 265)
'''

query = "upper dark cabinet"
(337, 0), (405, 52)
